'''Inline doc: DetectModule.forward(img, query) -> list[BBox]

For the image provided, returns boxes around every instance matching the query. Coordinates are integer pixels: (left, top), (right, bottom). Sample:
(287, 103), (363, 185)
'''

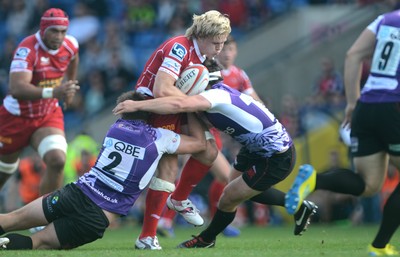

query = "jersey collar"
(35, 31), (60, 55)
(192, 39), (206, 63)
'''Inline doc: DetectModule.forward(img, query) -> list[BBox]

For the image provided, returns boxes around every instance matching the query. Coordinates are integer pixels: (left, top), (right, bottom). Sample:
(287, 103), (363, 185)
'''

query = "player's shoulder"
(165, 35), (191, 45)
(13, 35), (38, 60)
(162, 35), (192, 51)
(18, 34), (38, 48)
(64, 35), (79, 52)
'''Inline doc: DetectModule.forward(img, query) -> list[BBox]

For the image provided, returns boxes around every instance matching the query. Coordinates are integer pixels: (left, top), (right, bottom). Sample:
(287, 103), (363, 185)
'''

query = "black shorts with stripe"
(42, 183), (110, 249)
(351, 101), (400, 157)
(234, 145), (296, 191)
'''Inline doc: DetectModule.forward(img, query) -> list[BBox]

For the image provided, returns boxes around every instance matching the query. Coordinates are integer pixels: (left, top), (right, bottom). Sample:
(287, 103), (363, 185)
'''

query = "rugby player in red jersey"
(0, 8), (79, 195)
(133, 10), (231, 250)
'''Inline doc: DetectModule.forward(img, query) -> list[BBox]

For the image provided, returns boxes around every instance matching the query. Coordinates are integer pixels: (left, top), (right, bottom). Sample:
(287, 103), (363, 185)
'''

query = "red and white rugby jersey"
(3, 31), (79, 118)
(221, 65), (254, 95)
(135, 35), (206, 93)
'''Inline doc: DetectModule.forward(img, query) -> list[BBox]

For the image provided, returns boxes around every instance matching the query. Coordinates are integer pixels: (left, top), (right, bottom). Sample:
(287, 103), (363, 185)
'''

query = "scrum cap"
(40, 8), (69, 37)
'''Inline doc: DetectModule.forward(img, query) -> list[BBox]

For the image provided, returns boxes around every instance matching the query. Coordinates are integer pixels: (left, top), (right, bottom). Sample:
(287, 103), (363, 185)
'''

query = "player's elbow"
(8, 85), (24, 99)
(153, 85), (175, 98)
(193, 139), (207, 153)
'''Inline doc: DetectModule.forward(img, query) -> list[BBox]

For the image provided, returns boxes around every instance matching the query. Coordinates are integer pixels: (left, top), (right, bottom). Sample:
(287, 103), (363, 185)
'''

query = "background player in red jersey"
(133, 10), (231, 249)
(0, 8), (79, 195)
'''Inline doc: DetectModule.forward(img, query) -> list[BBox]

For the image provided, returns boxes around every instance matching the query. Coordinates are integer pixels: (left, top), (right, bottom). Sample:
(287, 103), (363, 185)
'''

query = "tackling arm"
(113, 94), (212, 115)
(174, 113), (207, 154)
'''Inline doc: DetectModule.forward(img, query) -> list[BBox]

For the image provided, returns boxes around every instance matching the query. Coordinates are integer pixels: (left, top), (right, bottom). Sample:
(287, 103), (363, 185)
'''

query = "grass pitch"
(1, 223), (396, 257)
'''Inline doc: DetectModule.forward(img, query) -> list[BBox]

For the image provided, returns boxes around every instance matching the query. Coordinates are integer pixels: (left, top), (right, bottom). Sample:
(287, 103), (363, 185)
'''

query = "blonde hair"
(185, 10), (231, 40)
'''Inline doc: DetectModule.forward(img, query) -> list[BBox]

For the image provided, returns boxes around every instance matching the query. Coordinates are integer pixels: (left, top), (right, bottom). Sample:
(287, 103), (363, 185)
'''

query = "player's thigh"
(157, 154), (178, 182)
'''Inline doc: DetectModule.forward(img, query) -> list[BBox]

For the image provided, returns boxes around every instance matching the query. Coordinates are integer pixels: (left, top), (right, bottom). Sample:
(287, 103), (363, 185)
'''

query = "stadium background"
(0, 0), (395, 226)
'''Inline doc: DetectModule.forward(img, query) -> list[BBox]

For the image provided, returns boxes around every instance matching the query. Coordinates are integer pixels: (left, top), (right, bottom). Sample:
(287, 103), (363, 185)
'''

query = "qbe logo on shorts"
(169, 43), (187, 61)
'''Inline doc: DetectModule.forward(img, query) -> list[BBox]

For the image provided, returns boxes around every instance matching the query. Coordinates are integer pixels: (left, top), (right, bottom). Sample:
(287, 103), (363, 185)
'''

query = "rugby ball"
(339, 124), (351, 146)
(176, 64), (209, 96)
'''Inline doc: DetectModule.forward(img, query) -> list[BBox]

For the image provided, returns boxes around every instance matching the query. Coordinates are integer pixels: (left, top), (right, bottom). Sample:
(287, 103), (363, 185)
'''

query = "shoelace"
(184, 236), (201, 247)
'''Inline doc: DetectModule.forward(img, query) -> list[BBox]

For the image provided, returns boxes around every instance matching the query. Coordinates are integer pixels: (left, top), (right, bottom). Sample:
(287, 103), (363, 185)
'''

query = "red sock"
(171, 157), (211, 201)
(139, 188), (169, 238)
(162, 207), (177, 221)
(208, 179), (226, 216)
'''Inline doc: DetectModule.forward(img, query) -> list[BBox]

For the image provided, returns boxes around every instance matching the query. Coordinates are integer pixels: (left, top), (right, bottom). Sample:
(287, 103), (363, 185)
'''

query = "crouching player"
(0, 91), (207, 250)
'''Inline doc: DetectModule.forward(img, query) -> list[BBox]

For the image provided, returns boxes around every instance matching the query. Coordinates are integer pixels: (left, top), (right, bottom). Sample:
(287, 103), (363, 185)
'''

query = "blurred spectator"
(84, 70), (107, 115)
(103, 50), (137, 95)
(123, 0), (156, 35)
(0, 36), (17, 71)
(0, 0), (11, 22)
(166, 13), (187, 37)
(78, 37), (104, 78)
(311, 56), (345, 112)
(278, 94), (303, 138)
(80, 0), (109, 20)
(99, 19), (138, 74)
(156, 0), (176, 28)
(73, 149), (97, 177)
(64, 132), (99, 184)
(67, 2), (100, 45)
(16, 153), (45, 205)
(246, 0), (270, 28)
(26, 0), (50, 34)
(0, 36), (17, 103)
(201, 0), (219, 11)
(218, 0), (248, 28)
(5, 0), (32, 39)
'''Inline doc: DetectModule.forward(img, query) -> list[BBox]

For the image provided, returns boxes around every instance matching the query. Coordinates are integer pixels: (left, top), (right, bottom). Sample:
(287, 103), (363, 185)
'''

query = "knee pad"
(149, 177), (175, 193)
(38, 135), (67, 159)
(0, 159), (20, 174)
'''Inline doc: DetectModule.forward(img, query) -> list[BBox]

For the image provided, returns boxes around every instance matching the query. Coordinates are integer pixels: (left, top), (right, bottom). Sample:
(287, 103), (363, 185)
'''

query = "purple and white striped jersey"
(362, 10), (400, 103)
(200, 83), (292, 157)
(75, 119), (181, 215)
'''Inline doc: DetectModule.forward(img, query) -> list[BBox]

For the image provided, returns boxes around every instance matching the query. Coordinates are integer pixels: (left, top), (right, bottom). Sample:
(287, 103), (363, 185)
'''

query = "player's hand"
(54, 80), (79, 110)
(112, 100), (137, 115)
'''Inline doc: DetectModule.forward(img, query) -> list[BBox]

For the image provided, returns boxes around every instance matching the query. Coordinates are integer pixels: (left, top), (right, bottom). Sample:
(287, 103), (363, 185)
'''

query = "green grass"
(1, 223), (396, 257)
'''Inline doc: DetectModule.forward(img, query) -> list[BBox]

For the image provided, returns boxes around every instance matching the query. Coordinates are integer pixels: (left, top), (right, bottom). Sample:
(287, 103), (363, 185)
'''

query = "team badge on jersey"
(14, 47), (30, 59)
(169, 43), (187, 61)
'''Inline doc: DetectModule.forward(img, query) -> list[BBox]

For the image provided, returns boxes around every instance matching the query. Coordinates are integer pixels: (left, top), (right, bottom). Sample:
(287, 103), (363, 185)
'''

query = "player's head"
(203, 58), (223, 87)
(217, 35), (237, 69)
(116, 91), (150, 121)
(40, 8), (69, 50)
(186, 10), (231, 58)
